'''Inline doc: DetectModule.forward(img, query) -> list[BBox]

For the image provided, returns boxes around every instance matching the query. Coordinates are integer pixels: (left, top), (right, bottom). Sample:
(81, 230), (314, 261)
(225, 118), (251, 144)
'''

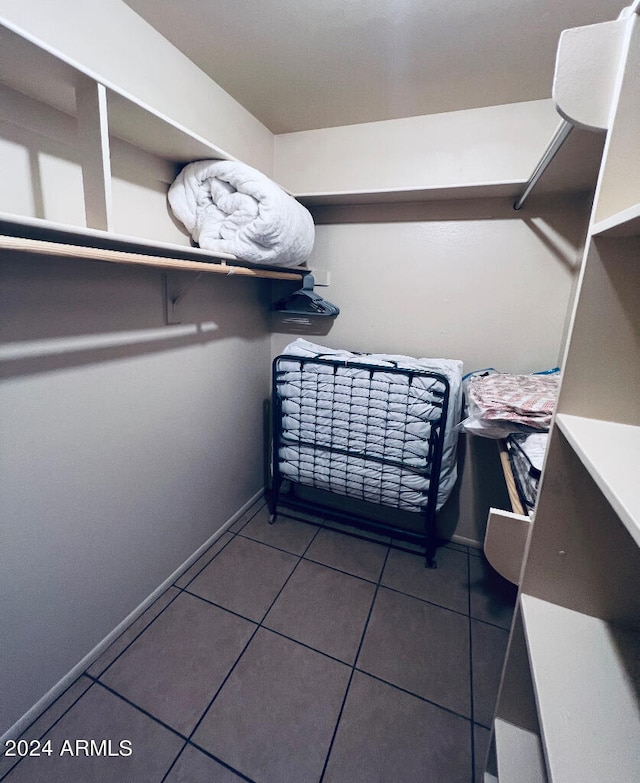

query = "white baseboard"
(451, 533), (483, 551)
(1, 489), (265, 744)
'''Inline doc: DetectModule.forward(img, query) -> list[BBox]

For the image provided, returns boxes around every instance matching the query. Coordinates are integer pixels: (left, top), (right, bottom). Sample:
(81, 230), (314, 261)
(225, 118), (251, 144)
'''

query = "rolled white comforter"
(168, 160), (315, 267)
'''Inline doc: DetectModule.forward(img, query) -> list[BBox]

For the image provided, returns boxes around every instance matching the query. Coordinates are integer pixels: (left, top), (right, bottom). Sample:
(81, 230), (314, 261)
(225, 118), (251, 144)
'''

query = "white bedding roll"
(168, 159), (315, 267)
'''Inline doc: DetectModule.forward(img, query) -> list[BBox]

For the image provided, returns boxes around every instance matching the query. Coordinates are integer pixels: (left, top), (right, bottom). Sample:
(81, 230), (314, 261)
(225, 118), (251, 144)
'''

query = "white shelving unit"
(486, 8), (640, 782)
(0, 15), (606, 275)
(0, 21), (307, 281)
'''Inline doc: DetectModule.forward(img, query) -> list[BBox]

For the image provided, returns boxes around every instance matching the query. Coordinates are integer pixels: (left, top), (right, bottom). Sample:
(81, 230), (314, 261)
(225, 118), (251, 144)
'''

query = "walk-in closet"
(1, 1), (638, 781)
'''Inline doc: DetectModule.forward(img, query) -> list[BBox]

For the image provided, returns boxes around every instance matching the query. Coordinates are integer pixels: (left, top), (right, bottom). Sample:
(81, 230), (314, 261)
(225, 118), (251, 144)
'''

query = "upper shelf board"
(0, 22), (232, 166)
(296, 181), (526, 208)
(556, 414), (640, 547)
(553, 19), (627, 132)
(592, 202), (640, 237)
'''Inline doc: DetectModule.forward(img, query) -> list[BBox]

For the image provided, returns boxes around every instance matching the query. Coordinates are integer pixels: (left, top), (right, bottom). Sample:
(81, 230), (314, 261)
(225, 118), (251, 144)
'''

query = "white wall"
(0, 0), (274, 173)
(271, 193), (590, 543)
(274, 100), (560, 194)
(278, 199), (584, 371)
(0, 253), (272, 734)
(0, 4), (593, 734)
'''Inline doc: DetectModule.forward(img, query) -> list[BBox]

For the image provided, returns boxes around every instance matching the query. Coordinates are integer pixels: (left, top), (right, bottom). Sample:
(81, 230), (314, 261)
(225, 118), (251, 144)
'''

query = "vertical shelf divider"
(76, 78), (113, 232)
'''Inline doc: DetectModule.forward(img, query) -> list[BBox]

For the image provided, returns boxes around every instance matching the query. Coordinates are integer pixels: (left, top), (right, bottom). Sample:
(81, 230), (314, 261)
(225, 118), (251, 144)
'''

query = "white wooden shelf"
(521, 595), (640, 783)
(295, 181), (526, 208)
(556, 414), (640, 546)
(106, 90), (231, 166)
(494, 718), (547, 783)
(592, 202), (640, 237)
(0, 212), (235, 261)
(0, 22), (232, 167)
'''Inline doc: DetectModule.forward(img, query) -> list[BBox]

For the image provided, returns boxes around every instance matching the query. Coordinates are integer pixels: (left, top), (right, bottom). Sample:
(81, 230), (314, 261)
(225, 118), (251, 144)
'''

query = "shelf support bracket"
(163, 272), (202, 325)
(513, 120), (573, 211)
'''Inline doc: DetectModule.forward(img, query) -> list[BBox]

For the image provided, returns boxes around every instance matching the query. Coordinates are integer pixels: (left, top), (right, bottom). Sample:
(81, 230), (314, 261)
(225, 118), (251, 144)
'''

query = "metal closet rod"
(513, 119), (574, 211)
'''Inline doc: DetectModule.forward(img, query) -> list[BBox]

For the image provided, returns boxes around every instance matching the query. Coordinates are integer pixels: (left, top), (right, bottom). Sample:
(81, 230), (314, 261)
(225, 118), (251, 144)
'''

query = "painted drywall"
(274, 100), (561, 194)
(0, 4), (592, 734)
(270, 194), (590, 544)
(0, 253), (272, 734)
(0, 85), (196, 248)
(0, 0), (274, 173)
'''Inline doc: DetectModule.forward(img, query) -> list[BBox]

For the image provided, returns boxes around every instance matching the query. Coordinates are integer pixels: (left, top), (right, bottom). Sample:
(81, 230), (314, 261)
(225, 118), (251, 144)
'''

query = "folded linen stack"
(168, 160), (315, 267)
(460, 369), (560, 438)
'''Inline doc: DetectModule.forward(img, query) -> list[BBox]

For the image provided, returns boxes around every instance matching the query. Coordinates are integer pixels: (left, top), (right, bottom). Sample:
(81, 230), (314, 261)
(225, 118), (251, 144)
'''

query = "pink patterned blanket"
(467, 373), (559, 429)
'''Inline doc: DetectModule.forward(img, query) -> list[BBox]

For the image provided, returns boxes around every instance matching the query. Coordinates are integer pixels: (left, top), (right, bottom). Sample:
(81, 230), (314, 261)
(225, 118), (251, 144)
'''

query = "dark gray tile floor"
(1, 499), (516, 783)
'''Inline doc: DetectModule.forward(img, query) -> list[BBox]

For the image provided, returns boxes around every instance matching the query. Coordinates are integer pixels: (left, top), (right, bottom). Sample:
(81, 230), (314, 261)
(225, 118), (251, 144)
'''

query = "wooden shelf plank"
(497, 439), (527, 517)
(0, 235), (304, 281)
(592, 202), (640, 237)
(521, 595), (640, 783)
(494, 718), (547, 783)
(556, 414), (640, 546)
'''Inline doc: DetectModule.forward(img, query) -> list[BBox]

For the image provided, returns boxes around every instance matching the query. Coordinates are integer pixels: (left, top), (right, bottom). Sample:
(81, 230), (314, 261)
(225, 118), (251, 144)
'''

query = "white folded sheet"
(168, 160), (315, 267)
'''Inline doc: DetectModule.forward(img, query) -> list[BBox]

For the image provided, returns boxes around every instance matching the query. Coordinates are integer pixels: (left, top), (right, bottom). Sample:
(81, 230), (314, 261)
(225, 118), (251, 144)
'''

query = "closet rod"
(513, 120), (573, 211)
(0, 235), (304, 281)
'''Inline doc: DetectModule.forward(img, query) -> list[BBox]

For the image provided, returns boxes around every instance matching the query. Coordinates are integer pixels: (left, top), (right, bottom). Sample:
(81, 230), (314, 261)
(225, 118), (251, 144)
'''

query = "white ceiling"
(123, 0), (629, 134)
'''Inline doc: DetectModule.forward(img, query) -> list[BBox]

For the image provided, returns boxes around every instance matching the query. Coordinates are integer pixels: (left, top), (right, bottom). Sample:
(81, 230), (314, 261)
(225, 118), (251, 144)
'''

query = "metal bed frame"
(268, 353), (451, 567)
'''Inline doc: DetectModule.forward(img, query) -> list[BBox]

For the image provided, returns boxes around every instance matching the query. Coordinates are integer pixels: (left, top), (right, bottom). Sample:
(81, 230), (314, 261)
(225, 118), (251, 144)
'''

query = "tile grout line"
(178, 580), (481, 725)
(249, 507), (471, 558)
(0, 503), (268, 783)
(181, 527), (494, 726)
(159, 739), (256, 783)
(165, 742), (257, 783)
(0, 520), (248, 783)
(156, 618), (262, 783)
(91, 679), (188, 743)
(173, 497), (271, 590)
(177, 586), (481, 727)
(0, 574), (193, 782)
(0, 676), (94, 782)
(95, 501), (269, 674)
(318, 544), (392, 783)
(88, 588), (184, 679)
(467, 548), (477, 782)
(173, 530), (237, 590)
(3, 510), (494, 782)
(235, 522), (491, 624)
(167, 520), (326, 781)
(87, 682), (256, 783)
